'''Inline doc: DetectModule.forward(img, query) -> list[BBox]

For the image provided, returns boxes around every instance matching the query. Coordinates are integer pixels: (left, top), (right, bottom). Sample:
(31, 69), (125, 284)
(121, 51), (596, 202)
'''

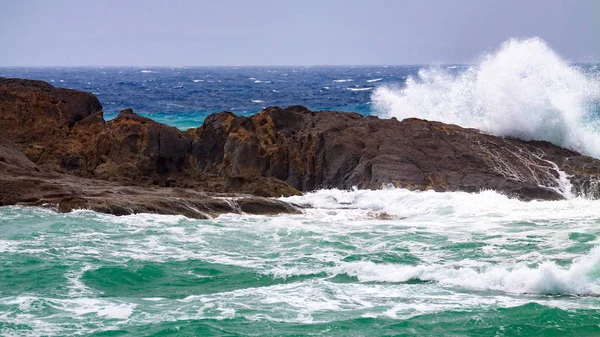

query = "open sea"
(2, 38), (600, 336)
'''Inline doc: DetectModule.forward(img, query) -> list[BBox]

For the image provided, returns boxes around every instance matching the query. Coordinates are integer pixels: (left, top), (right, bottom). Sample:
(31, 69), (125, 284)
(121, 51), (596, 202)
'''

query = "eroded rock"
(3, 77), (600, 208)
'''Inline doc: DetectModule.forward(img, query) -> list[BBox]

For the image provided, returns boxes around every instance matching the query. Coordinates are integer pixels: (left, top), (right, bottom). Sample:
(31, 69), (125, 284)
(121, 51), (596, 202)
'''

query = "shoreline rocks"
(0, 136), (300, 218)
(192, 106), (600, 200)
(2, 77), (600, 217)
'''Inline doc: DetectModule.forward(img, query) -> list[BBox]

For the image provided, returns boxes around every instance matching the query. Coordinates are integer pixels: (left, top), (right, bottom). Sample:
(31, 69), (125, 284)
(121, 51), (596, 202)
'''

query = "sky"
(0, 0), (598, 66)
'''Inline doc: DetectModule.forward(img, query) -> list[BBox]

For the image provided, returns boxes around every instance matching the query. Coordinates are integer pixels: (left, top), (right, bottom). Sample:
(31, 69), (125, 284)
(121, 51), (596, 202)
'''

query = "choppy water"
(2, 38), (600, 335)
(0, 65), (412, 130)
(2, 190), (600, 336)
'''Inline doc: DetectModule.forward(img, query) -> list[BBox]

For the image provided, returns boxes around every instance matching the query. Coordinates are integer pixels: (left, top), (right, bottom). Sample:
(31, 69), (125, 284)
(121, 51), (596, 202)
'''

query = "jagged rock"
(0, 78), (103, 170)
(94, 108), (193, 185)
(0, 79), (301, 217)
(0, 139), (300, 217)
(0, 137), (39, 172)
(190, 106), (600, 200)
(3, 78), (600, 207)
(0, 78), (300, 198)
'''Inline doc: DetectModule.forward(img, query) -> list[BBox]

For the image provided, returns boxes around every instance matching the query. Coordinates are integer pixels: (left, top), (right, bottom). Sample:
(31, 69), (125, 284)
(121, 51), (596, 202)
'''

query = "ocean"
(2, 38), (600, 336)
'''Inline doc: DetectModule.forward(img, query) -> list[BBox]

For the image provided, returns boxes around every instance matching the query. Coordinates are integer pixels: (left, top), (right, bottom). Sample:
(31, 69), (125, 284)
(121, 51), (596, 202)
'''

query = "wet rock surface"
(2, 77), (600, 217)
(192, 106), (600, 200)
(0, 136), (299, 218)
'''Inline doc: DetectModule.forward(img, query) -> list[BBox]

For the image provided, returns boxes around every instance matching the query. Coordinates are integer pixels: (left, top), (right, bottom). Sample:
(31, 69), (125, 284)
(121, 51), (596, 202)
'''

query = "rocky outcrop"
(0, 137), (300, 218)
(0, 78), (301, 217)
(190, 106), (600, 200)
(0, 78), (300, 198)
(93, 108), (193, 185)
(0, 78), (102, 170)
(0, 137), (40, 172)
(2, 77), (600, 211)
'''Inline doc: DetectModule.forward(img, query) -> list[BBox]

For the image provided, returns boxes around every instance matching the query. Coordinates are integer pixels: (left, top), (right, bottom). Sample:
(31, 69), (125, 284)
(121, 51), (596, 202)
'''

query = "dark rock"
(236, 197), (301, 215)
(190, 106), (600, 200)
(94, 108), (193, 185)
(0, 78), (103, 171)
(3, 78), (600, 206)
(0, 79), (300, 198)
(0, 137), (39, 172)
(0, 140), (300, 217)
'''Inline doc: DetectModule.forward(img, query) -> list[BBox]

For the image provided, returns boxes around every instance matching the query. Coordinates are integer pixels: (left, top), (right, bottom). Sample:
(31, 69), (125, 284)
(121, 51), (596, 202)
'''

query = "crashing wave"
(280, 246), (600, 295)
(372, 38), (600, 158)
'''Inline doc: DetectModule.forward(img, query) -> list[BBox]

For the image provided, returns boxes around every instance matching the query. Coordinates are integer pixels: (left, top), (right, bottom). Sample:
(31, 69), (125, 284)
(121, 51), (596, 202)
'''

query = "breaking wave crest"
(372, 38), (600, 157)
(271, 246), (600, 296)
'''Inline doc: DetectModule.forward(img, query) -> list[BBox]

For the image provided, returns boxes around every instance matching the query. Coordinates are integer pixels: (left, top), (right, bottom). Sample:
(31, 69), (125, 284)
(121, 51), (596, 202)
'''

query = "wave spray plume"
(373, 38), (600, 157)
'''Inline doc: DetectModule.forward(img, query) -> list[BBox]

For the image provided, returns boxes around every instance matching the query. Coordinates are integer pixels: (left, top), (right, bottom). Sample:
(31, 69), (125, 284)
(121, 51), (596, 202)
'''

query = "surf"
(372, 38), (600, 158)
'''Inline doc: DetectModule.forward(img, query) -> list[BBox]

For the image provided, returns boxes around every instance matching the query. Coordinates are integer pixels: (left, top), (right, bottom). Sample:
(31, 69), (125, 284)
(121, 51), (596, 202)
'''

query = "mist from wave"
(372, 38), (600, 157)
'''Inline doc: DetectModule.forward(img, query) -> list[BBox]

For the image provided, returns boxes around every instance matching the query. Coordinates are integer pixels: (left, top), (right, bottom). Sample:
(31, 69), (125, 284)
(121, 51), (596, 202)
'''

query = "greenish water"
(1, 189), (600, 336)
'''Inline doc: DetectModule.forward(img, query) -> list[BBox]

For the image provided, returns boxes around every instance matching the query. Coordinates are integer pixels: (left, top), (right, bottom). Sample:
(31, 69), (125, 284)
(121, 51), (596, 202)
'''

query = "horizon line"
(1, 62), (597, 69)
(0, 64), (463, 68)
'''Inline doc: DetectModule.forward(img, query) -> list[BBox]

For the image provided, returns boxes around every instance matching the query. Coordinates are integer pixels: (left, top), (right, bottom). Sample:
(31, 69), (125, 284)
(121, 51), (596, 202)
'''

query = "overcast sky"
(1, 0), (598, 66)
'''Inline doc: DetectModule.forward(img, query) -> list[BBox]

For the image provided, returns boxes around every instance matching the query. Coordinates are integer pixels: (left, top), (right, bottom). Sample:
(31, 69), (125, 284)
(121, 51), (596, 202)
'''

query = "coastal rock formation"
(0, 78), (102, 171)
(0, 78), (299, 196)
(2, 77), (600, 215)
(93, 108), (193, 185)
(191, 106), (600, 200)
(0, 136), (299, 218)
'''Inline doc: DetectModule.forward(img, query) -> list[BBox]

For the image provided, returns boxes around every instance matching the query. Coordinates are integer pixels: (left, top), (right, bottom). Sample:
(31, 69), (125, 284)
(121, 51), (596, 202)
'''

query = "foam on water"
(280, 187), (600, 222)
(2, 187), (600, 335)
(372, 38), (600, 157)
(269, 247), (600, 295)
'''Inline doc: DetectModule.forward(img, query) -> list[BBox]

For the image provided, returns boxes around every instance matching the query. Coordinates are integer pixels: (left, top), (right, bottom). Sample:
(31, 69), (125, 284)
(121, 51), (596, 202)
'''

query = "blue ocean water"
(3, 39), (600, 336)
(2, 52), (598, 159)
(0, 66), (425, 129)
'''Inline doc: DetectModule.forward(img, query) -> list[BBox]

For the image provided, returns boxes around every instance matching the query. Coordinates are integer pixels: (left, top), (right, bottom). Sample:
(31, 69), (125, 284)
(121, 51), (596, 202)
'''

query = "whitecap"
(56, 298), (135, 319)
(346, 87), (372, 92)
(335, 246), (600, 295)
(372, 37), (600, 158)
(333, 79), (353, 83)
(366, 78), (383, 83)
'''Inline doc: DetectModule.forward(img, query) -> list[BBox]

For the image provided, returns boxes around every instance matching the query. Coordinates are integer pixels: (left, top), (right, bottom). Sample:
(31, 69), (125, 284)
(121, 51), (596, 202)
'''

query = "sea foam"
(266, 246), (600, 296)
(328, 246), (600, 295)
(372, 38), (600, 158)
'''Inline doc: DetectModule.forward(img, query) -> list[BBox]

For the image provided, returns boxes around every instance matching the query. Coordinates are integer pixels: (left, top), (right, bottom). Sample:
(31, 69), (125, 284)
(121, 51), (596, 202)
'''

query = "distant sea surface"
(0, 65), (412, 129)
(2, 38), (600, 336)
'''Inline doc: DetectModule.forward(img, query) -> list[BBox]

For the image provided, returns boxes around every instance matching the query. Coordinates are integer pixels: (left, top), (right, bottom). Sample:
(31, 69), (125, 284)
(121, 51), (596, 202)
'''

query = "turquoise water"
(2, 39), (600, 335)
(0, 66), (397, 130)
(2, 189), (600, 336)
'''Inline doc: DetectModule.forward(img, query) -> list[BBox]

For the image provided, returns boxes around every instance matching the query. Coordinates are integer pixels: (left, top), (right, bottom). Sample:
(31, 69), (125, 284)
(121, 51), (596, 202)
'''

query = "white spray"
(373, 38), (600, 158)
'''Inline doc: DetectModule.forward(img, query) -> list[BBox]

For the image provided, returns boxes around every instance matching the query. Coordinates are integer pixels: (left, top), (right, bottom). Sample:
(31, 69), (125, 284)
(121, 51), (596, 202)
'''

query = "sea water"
(1, 38), (600, 336)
